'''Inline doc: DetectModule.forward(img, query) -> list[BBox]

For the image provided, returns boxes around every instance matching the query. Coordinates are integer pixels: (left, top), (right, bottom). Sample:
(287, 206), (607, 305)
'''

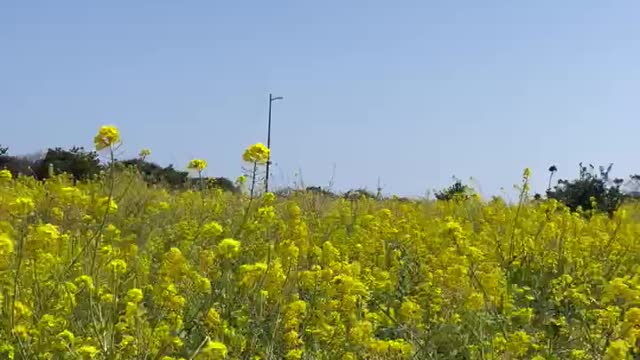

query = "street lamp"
(265, 93), (283, 193)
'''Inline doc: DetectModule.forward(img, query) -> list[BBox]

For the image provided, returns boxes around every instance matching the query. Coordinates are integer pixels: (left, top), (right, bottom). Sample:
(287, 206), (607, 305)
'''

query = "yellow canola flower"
(98, 197), (118, 212)
(0, 233), (14, 255)
(199, 341), (227, 359)
(284, 349), (303, 360)
(188, 159), (207, 171)
(242, 143), (270, 164)
(0, 169), (11, 180)
(605, 339), (629, 360)
(218, 238), (241, 258)
(58, 330), (75, 344)
(77, 345), (100, 358)
(127, 288), (144, 304)
(10, 197), (35, 215)
(94, 125), (121, 151)
(108, 259), (127, 274)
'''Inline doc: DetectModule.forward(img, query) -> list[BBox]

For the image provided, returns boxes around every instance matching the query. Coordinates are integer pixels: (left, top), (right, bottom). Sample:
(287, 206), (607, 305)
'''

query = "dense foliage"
(2, 128), (640, 359)
(547, 163), (626, 217)
(0, 147), (236, 193)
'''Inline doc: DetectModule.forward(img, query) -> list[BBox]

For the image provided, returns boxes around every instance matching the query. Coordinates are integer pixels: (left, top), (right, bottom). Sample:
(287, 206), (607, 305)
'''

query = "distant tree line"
(0, 145), (239, 192)
(438, 163), (640, 217)
(3, 144), (639, 215)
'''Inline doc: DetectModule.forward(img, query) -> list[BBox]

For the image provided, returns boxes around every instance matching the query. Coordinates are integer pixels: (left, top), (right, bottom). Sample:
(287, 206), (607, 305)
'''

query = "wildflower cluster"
(1, 129), (640, 359)
(188, 159), (208, 172)
(242, 143), (270, 164)
(93, 125), (121, 150)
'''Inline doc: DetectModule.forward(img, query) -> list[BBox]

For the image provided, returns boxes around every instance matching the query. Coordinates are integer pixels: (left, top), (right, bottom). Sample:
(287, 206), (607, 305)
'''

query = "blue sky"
(2, 1), (639, 198)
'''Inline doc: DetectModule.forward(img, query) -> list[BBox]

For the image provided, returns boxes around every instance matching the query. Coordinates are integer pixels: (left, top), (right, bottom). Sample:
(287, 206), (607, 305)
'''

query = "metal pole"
(265, 94), (273, 193)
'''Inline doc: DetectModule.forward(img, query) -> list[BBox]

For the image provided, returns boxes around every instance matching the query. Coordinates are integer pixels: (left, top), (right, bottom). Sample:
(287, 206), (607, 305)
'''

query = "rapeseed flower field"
(1, 126), (640, 359)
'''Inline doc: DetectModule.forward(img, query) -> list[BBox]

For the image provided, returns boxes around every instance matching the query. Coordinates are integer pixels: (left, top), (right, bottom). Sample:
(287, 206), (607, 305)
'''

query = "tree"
(435, 179), (474, 201)
(120, 159), (189, 188)
(38, 147), (101, 183)
(305, 186), (338, 198)
(344, 188), (377, 200)
(0, 145), (8, 156)
(0, 155), (35, 177)
(547, 163), (624, 216)
(204, 177), (239, 193)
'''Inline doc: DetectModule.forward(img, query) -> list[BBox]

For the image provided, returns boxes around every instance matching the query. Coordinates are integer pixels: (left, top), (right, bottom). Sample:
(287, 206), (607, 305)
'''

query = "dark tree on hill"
(38, 147), (101, 183)
(0, 155), (36, 177)
(205, 177), (239, 193)
(546, 163), (625, 216)
(120, 159), (189, 188)
(0, 145), (8, 156)
(305, 186), (338, 198)
(435, 180), (474, 201)
(344, 188), (377, 200)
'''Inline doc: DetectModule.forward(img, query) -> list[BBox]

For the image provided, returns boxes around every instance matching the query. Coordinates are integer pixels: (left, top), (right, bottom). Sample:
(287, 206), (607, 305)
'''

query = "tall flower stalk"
(188, 159), (208, 191)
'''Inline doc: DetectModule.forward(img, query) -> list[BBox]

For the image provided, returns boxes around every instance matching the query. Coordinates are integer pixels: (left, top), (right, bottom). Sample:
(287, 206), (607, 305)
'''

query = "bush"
(547, 163), (625, 216)
(435, 179), (474, 201)
(38, 147), (101, 183)
(120, 159), (189, 188)
(204, 177), (239, 193)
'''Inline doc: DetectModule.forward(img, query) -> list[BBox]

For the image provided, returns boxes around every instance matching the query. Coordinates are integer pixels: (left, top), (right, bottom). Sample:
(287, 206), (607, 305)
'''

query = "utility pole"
(265, 93), (283, 193)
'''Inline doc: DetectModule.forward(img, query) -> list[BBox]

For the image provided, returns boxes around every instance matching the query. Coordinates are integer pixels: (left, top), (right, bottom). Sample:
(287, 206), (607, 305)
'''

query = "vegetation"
(547, 163), (626, 217)
(2, 126), (640, 359)
(435, 179), (475, 201)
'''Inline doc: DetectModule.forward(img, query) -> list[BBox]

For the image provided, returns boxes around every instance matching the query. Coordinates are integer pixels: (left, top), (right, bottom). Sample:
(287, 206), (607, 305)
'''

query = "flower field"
(2, 128), (640, 359)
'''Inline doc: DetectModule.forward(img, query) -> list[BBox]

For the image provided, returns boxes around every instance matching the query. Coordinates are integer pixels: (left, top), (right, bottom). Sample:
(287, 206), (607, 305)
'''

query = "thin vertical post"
(265, 94), (273, 193)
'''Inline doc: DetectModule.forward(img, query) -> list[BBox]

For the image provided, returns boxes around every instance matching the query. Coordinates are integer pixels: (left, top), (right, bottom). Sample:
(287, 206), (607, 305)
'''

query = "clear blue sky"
(2, 1), (639, 198)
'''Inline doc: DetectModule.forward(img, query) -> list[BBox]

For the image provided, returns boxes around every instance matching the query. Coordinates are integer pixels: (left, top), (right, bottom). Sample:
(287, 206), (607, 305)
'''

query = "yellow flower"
(200, 341), (227, 359)
(605, 340), (629, 360)
(127, 288), (144, 304)
(523, 167), (532, 179)
(399, 299), (423, 324)
(94, 125), (121, 151)
(0, 233), (14, 255)
(242, 143), (270, 164)
(10, 197), (35, 215)
(12, 325), (29, 339)
(0, 344), (14, 359)
(35, 223), (60, 241)
(98, 197), (118, 212)
(188, 159), (207, 171)
(205, 308), (222, 330)
(77, 345), (100, 358)
(262, 192), (276, 203)
(0, 169), (11, 180)
(75, 275), (95, 290)
(218, 238), (241, 258)
(507, 331), (532, 357)
(195, 276), (212, 294)
(13, 301), (32, 320)
(58, 330), (75, 344)
(108, 259), (127, 274)
(202, 221), (223, 238)
(284, 349), (303, 360)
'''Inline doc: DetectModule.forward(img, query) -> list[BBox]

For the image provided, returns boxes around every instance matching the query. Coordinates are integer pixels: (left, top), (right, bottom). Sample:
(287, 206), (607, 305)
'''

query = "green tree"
(39, 147), (101, 183)
(204, 177), (239, 193)
(435, 179), (474, 201)
(546, 163), (625, 216)
(120, 159), (189, 188)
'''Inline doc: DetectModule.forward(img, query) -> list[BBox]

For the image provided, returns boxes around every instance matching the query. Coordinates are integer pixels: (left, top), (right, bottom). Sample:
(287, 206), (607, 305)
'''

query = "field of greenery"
(2, 126), (640, 359)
